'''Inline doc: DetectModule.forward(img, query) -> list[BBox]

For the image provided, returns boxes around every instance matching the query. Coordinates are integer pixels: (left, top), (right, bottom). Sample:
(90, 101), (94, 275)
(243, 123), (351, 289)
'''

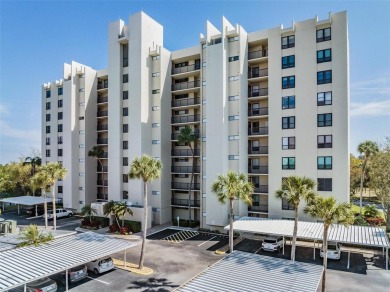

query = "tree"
(304, 196), (353, 292)
(177, 125), (199, 223)
(350, 154), (362, 196)
(81, 204), (98, 222)
(275, 176), (316, 261)
(88, 146), (106, 200)
(129, 155), (162, 270)
(40, 162), (67, 230)
(30, 172), (50, 227)
(211, 171), (253, 253)
(113, 202), (133, 227)
(17, 224), (53, 247)
(24, 156), (42, 178)
(103, 200), (120, 227)
(357, 141), (379, 214)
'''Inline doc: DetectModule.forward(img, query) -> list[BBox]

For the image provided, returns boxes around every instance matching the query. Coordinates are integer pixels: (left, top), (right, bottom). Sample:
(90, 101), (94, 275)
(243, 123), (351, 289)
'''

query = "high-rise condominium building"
(42, 11), (349, 230)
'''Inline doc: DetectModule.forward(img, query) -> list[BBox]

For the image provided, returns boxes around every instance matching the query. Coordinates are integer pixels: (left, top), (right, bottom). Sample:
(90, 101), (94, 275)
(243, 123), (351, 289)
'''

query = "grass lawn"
(351, 204), (385, 220)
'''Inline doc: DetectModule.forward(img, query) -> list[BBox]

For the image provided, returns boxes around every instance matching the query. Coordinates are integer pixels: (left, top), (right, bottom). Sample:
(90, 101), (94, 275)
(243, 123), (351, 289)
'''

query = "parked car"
(10, 277), (57, 292)
(47, 209), (73, 220)
(261, 236), (284, 252)
(87, 257), (115, 275)
(320, 242), (341, 260)
(25, 205), (46, 216)
(52, 265), (88, 285)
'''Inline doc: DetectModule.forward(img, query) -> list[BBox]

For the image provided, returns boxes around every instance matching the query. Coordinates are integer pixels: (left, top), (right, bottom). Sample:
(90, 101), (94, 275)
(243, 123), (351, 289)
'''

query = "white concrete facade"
(42, 11), (349, 229)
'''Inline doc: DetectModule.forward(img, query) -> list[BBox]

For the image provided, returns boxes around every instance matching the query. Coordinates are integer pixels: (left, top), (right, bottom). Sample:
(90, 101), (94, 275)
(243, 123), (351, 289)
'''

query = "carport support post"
(124, 249), (127, 268)
(282, 236), (284, 255)
(313, 240), (316, 260)
(18, 204), (20, 215)
(24, 284), (26, 292)
(35, 205), (38, 217)
(347, 251), (350, 269)
(66, 269), (69, 291)
(386, 247), (388, 271)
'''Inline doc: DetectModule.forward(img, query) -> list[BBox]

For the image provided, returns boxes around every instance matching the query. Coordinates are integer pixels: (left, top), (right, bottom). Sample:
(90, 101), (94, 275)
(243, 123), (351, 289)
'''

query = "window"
(152, 72), (160, 77)
(79, 102), (85, 107)
(123, 124), (128, 133)
(152, 89), (160, 94)
(79, 88), (84, 93)
(228, 135), (239, 141)
(46, 90), (51, 98)
(228, 95), (239, 101)
(152, 140), (160, 144)
(152, 191), (160, 195)
(282, 198), (295, 210)
(317, 28), (331, 42)
(228, 155), (239, 160)
(79, 172), (85, 176)
(228, 76), (239, 81)
(79, 130), (85, 134)
(202, 44), (206, 49)
(79, 74), (85, 78)
(46, 114), (50, 122)
(228, 115), (239, 121)
(318, 135), (332, 148)
(175, 109), (188, 115)
(281, 35), (295, 49)
(317, 92), (332, 106)
(123, 141), (128, 149)
(123, 157), (128, 166)
(58, 149), (63, 157)
(152, 123), (160, 128)
(202, 81), (206, 86)
(228, 56), (239, 62)
(45, 137), (50, 145)
(175, 61), (188, 68)
(79, 144), (85, 148)
(45, 149), (50, 157)
(123, 174), (128, 183)
(318, 156), (332, 169)
(152, 106), (160, 111)
(123, 90), (128, 100)
(318, 178), (332, 191)
(282, 55), (295, 69)
(123, 44), (128, 67)
(58, 124), (63, 132)
(282, 96), (295, 109)
(58, 112), (63, 120)
(46, 102), (51, 110)
(174, 158), (189, 162)
(46, 126), (50, 133)
(58, 186), (63, 194)
(228, 36), (239, 42)
(282, 116), (295, 129)
(79, 187), (85, 190)
(317, 70), (332, 84)
(79, 158), (84, 162)
(58, 136), (63, 144)
(79, 117), (84, 120)
(123, 74), (128, 83)
(58, 100), (63, 108)
(282, 76), (295, 89)
(123, 191), (128, 200)
(202, 62), (206, 67)
(318, 113), (332, 127)
(58, 88), (63, 95)
(282, 157), (295, 169)
(152, 55), (160, 61)
(317, 49), (332, 63)
(282, 137), (295, 149)
(123, 107), (128, 116)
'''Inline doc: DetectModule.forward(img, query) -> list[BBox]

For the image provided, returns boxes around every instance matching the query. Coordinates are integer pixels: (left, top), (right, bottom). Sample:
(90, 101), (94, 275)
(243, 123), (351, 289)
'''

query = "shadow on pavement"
(127, 277), (179, 292)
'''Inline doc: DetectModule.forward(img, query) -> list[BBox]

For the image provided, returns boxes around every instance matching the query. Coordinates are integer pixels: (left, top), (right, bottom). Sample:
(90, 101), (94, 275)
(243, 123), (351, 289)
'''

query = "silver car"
(52, 265), (88, 286)
(10, 277), (57, 292)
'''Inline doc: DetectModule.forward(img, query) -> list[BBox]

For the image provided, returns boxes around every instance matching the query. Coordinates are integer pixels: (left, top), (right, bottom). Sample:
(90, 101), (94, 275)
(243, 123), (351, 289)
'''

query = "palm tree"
(211, 171), (253, 253)
(30, 172), (51, 229)
(304, 196), (353, 292)
(17, 224), (53, 247)
(81, 204), (98, 222)
(275, 176), (317, 261)
(88, 146), (106, 200)
(113, 202), (133, 227)
(40, 162), (67, 230)
(358, 140), (379, 214)
(129, 155), (162, 270)
(24, 156), (42, 178)
(177, 125), (199, 223)
(103, 200), (119, 227)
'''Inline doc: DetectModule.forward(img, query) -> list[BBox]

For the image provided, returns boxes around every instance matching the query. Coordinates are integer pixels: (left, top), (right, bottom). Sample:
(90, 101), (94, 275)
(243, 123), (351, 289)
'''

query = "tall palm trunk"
(139, 180), (148, 270)
(322, 225), (329, 292)
(359, 160), (367, 215)
(188, 145), (194, 223)
(52, 182), (57, 230)
(386, 207), (390, 232)
(43, 189), (48, 229)
(291, 206), (298, 261)
(229, 198), (234, 253)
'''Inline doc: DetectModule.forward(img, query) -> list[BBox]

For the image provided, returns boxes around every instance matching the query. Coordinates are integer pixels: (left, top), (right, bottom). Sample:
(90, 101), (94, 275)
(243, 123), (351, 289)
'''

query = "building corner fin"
(206, 20), (221, 42)
(222, 16), (235, 36)
(329, 12), (333, 24)
(200, 33), (206, 43)
(149, 42), (161, 56)
(43, 82), (51, 89)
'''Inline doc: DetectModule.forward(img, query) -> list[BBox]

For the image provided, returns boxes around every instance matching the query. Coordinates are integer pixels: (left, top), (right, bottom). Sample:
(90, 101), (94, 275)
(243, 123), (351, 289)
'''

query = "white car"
(262, 236), (284, 252)
(47, 208), (73, 220)
(87, 257), (115, 275)
(320, 242), (341, 260)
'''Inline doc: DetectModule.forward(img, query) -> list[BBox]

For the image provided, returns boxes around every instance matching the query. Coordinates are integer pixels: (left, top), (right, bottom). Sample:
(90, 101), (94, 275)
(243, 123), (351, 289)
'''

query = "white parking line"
(198, 236), (217, 247)
(254, 246), (263, 254)
(86, 276), (110, 285)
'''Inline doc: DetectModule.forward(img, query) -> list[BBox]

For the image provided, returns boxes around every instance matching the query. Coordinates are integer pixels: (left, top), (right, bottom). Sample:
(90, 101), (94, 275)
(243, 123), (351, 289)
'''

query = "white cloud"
(350, 100), (390, 117)
(351, 74), (390, 97)
(0, 103), (9, 116)
(0, 120), (41, 144)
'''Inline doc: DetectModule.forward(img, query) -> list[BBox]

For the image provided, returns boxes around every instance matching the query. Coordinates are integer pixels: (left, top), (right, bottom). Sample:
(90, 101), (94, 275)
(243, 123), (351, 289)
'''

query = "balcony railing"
(172, 64), (200, 75)
(171, 166), (200, 173)
(171, 98), (200, 108)
(249, 203), (268, 212)
(248, 107), (269, 117)
(97, 138), (108, 145)
(248, 166), (269, 174)
(171, 182), (200, 190)
(97, 166), (108, 172)
(253, 185), (269, 193)
(171, 115), (200, 124)
(97, 180), (108, 186)
(248, 146), (269, 155)
(171, 80), (200, 91)
(248, 68), (268, 79)
(171, 198), (200, 207)
(100, 152), (108, 158)
(97, 124), (108, 131)
(248, 88), (268, 97)
(248, 127), (269, 135)
(97, 83), (108, 90)
(171, 149), (200, 156)
(97, 111), (108, 117)
(97, 96), (108, 103)
(248, 50), (268, 60)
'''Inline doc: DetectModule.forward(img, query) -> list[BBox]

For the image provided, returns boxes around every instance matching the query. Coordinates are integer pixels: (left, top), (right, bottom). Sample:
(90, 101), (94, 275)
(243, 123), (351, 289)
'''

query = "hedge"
(172, 219), (199, 228)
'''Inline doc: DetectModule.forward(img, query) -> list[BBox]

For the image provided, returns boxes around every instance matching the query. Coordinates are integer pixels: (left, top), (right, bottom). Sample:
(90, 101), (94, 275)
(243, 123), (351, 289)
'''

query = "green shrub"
(124, 220), (141, 233)
(364, 204), (379, 218)
(354, 215), (369, 226)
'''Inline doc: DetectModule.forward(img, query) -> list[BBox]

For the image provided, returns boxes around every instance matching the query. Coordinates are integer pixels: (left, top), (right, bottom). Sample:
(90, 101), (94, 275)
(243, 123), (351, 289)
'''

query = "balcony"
(171, 166), (200, 173)
(171, 198), (200, 207)
(97, 83), (108, 90)
(248, 203), (268, 212)
(172, 64), (200, 75)
(171, 132), (199, 140)
(248, 166), (269, 174)
(171, 80), (200, 92)
(248, 146), (268, 155)
(97, 110), (108, 117)
(97, 180), (108, 186)
(253, 185), (269, 193)
(171, 182), (200, 190)
(97, 96), (108, 104)
(97, 124), (108, 131)
(100, 152), (108, 158)
(97, 166), (108, 172)
(248, 107), (269, 117)
(248, 88), (268, 98)
(248, 68), (268, 79)
(97, 138), (108, 145)
(171, 149), (200, 156)
(171, 115), (200, 124)
(248, 127), (269, 136)
(248, 50), (268, 60)
(171, 98), (200, 108)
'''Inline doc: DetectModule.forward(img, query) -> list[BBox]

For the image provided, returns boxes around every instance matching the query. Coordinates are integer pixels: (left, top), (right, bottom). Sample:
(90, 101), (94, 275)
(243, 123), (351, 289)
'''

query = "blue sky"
(0, 0), (389, 164)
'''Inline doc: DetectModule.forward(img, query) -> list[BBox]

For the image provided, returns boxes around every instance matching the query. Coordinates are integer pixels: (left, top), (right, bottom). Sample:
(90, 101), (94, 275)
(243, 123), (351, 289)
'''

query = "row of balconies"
(171, 198), (200, 207)
(171, 149), (201, 156)
(248, 68), (268, 79)
(248, 107), (268, 116)
(171, 64), (201, 75)
(171, 182), (200, 190)
(171, 114), (200, 124)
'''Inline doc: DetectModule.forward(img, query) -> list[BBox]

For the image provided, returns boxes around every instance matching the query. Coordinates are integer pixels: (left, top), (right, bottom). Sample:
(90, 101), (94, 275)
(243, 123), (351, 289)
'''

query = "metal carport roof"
(176, 251), (324, 292)
(0, 196), (54, 206)
(0, 232), (136, 291)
